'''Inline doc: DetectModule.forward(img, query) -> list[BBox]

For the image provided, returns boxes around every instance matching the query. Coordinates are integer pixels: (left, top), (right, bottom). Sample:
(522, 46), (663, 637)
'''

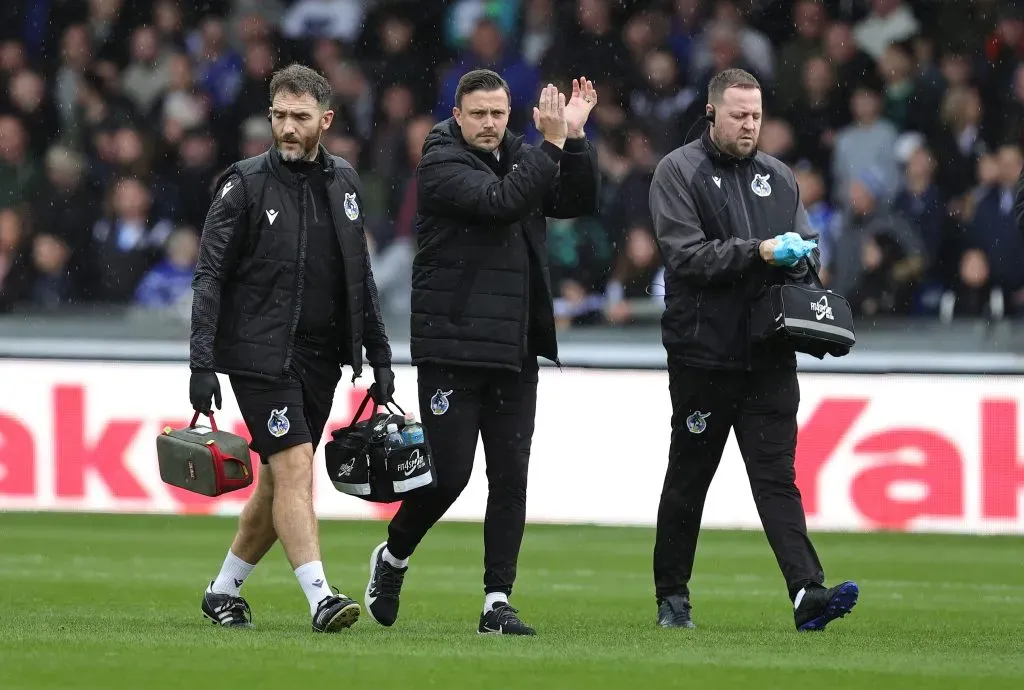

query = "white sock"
(210, 551), (255, 596)
(484, 591), (509, 613)
(294, 561), (333, 616)
(794, 587), (807, 610)
(382, 547), (408, 569)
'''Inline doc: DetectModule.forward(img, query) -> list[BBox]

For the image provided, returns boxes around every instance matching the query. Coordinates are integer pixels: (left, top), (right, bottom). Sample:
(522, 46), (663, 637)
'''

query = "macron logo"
(266, 209), (278, 225)
(221, 181), (233, 198)
(712, 176), (721, 188)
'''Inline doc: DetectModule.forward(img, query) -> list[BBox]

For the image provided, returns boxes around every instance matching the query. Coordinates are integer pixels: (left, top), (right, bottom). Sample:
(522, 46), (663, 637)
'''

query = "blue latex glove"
(772, 232), (817, 267)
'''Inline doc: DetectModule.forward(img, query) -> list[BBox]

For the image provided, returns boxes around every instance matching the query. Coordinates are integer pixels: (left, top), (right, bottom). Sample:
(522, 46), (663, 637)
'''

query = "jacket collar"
(266, 144), (334, 189)
(700, 129), (755, 167)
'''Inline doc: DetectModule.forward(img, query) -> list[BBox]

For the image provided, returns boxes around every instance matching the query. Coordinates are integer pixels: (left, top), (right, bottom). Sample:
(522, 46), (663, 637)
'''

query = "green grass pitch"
(0, 512), (1021, 689)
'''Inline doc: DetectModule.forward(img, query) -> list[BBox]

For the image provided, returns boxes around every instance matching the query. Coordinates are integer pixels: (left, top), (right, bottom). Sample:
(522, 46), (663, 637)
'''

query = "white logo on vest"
(344, 192), (360, 220)
(751, 173), (772, 197)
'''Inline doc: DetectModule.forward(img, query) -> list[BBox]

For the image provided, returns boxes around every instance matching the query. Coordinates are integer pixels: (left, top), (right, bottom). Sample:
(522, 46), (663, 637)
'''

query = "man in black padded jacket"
(188, 64), (395, 635)
(363, 69), (599, 636)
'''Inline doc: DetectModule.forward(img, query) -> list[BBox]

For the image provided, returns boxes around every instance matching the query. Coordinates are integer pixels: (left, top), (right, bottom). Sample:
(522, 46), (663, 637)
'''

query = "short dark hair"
(269, 63), (331, 109)
(455, 69), (510, 108)
(708, 68), (761, 105)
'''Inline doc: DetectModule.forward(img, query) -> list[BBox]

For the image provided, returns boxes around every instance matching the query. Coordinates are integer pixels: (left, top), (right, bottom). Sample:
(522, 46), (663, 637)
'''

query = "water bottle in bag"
(401, 413), (424, 445)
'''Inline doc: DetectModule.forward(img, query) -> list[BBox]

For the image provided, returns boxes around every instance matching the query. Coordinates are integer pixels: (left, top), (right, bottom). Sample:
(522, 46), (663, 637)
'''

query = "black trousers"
(653, 359), (825, 603)
(386, 359), (539, 595)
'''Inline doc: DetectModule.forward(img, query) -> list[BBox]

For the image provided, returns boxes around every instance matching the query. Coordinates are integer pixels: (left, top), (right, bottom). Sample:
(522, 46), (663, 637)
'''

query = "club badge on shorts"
(344, 192), (360, 220)
(430, 389), (453, 416)
(686, 410), (710, 434)
(268, 407), (290, 437)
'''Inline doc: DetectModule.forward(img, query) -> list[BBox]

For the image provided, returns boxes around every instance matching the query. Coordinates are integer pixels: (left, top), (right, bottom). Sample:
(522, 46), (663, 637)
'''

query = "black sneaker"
(794, 581), (859, 631)
(657, 595), (695, 628)
(312, 590), (360, 633)
(477, 602), (536, 636)
(365, 542), (407, 627)
(201, 582), (253, 628)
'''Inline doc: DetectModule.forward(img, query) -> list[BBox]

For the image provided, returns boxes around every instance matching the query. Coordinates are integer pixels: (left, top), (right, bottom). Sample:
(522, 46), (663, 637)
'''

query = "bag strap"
(348, 392), (408, 427)
(190, 411), (219, 432)
(349, 391), (377, 426)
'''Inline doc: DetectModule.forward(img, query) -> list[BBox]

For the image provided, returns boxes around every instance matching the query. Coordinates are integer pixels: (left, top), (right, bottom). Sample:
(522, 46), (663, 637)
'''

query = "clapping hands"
(533, 83), (567, 148)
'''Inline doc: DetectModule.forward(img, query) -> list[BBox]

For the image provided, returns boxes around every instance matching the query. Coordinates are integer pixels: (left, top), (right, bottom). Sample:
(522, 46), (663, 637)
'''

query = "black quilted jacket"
(410, 118), (599, 371)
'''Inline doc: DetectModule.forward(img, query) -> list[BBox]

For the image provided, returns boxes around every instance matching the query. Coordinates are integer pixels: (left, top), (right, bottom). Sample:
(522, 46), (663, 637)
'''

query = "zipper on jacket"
(283, 180), (309, 374)
(518, 229), (528, 370)
(732, 167), (755, 369)
(693, 289), (702, 338)
(732, 167), (754, 239)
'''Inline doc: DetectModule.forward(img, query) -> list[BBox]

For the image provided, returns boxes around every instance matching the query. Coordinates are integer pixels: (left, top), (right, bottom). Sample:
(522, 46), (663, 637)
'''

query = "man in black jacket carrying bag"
(363, 70), (599, 636)
(649, 69), (858, 631)
(188, 64), (395, 634)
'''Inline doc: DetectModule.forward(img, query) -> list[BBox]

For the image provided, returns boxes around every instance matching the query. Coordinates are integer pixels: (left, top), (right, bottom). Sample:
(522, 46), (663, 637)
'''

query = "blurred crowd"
(2, 0), (1024, 326)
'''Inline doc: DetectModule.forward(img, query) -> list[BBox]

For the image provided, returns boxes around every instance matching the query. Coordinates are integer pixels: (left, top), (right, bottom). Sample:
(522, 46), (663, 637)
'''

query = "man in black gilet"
(188, 64), (394, 634)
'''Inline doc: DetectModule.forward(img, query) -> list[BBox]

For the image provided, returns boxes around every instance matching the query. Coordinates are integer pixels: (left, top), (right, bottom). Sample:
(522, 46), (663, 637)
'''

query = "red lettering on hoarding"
(348, 386), (374, 424)
(796, 399), (868, 514)
(0, 413), (34, 496)
(981, 400), (1024, 519)
(54, 385), (148, 499)
(849, 429), (963, 528)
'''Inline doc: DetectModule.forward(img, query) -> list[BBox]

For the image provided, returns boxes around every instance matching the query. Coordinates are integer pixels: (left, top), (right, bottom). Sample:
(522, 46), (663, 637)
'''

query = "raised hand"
(564, 77), (597, 138)
(532, 83), (567, 149)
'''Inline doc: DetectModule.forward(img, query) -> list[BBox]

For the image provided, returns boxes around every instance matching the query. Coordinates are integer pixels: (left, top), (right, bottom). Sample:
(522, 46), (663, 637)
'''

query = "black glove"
(369, 366), (395, 404)
(189, 370), (222, 415)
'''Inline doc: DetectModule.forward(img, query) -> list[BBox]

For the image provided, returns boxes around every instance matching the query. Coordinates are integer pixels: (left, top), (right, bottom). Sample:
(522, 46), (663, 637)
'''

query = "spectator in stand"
(30, 145), (98, 298)
(3, 68), (59, 158)
(0, 206), (30, 311)
(828, 170), (927, 317)
(189, 16), (244, 112)
(787, 55), (844, 176)
(822, 21), (878, 127)
(831, 83), (900, 209)
(893, 145), (947, 290)
(121, 24), (171, 120)
(604, 225), (660, 326)
(0, 115), (39, 207)
(794, 166), (836, 281)
(629, 50), (697, 156)
(89, 177), (173, 302)
(878, 41), (920, 132)
(133, 225), (199, 309)
(776, 0), (829, 110)
(690, 0), (775, 83)
(931, 85), (988, 205)
(435, 18), (539, 135)
(953, 145), (1024, 318)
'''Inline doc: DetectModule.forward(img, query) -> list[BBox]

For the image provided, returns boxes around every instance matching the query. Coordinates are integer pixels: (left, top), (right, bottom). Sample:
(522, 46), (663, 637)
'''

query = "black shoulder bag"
(749, 262), (856, 359)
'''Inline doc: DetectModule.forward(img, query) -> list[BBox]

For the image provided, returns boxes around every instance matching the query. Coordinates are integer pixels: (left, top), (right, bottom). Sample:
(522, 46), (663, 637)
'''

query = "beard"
(719, 134), (758, 159)
(274, 129), (321, 162)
